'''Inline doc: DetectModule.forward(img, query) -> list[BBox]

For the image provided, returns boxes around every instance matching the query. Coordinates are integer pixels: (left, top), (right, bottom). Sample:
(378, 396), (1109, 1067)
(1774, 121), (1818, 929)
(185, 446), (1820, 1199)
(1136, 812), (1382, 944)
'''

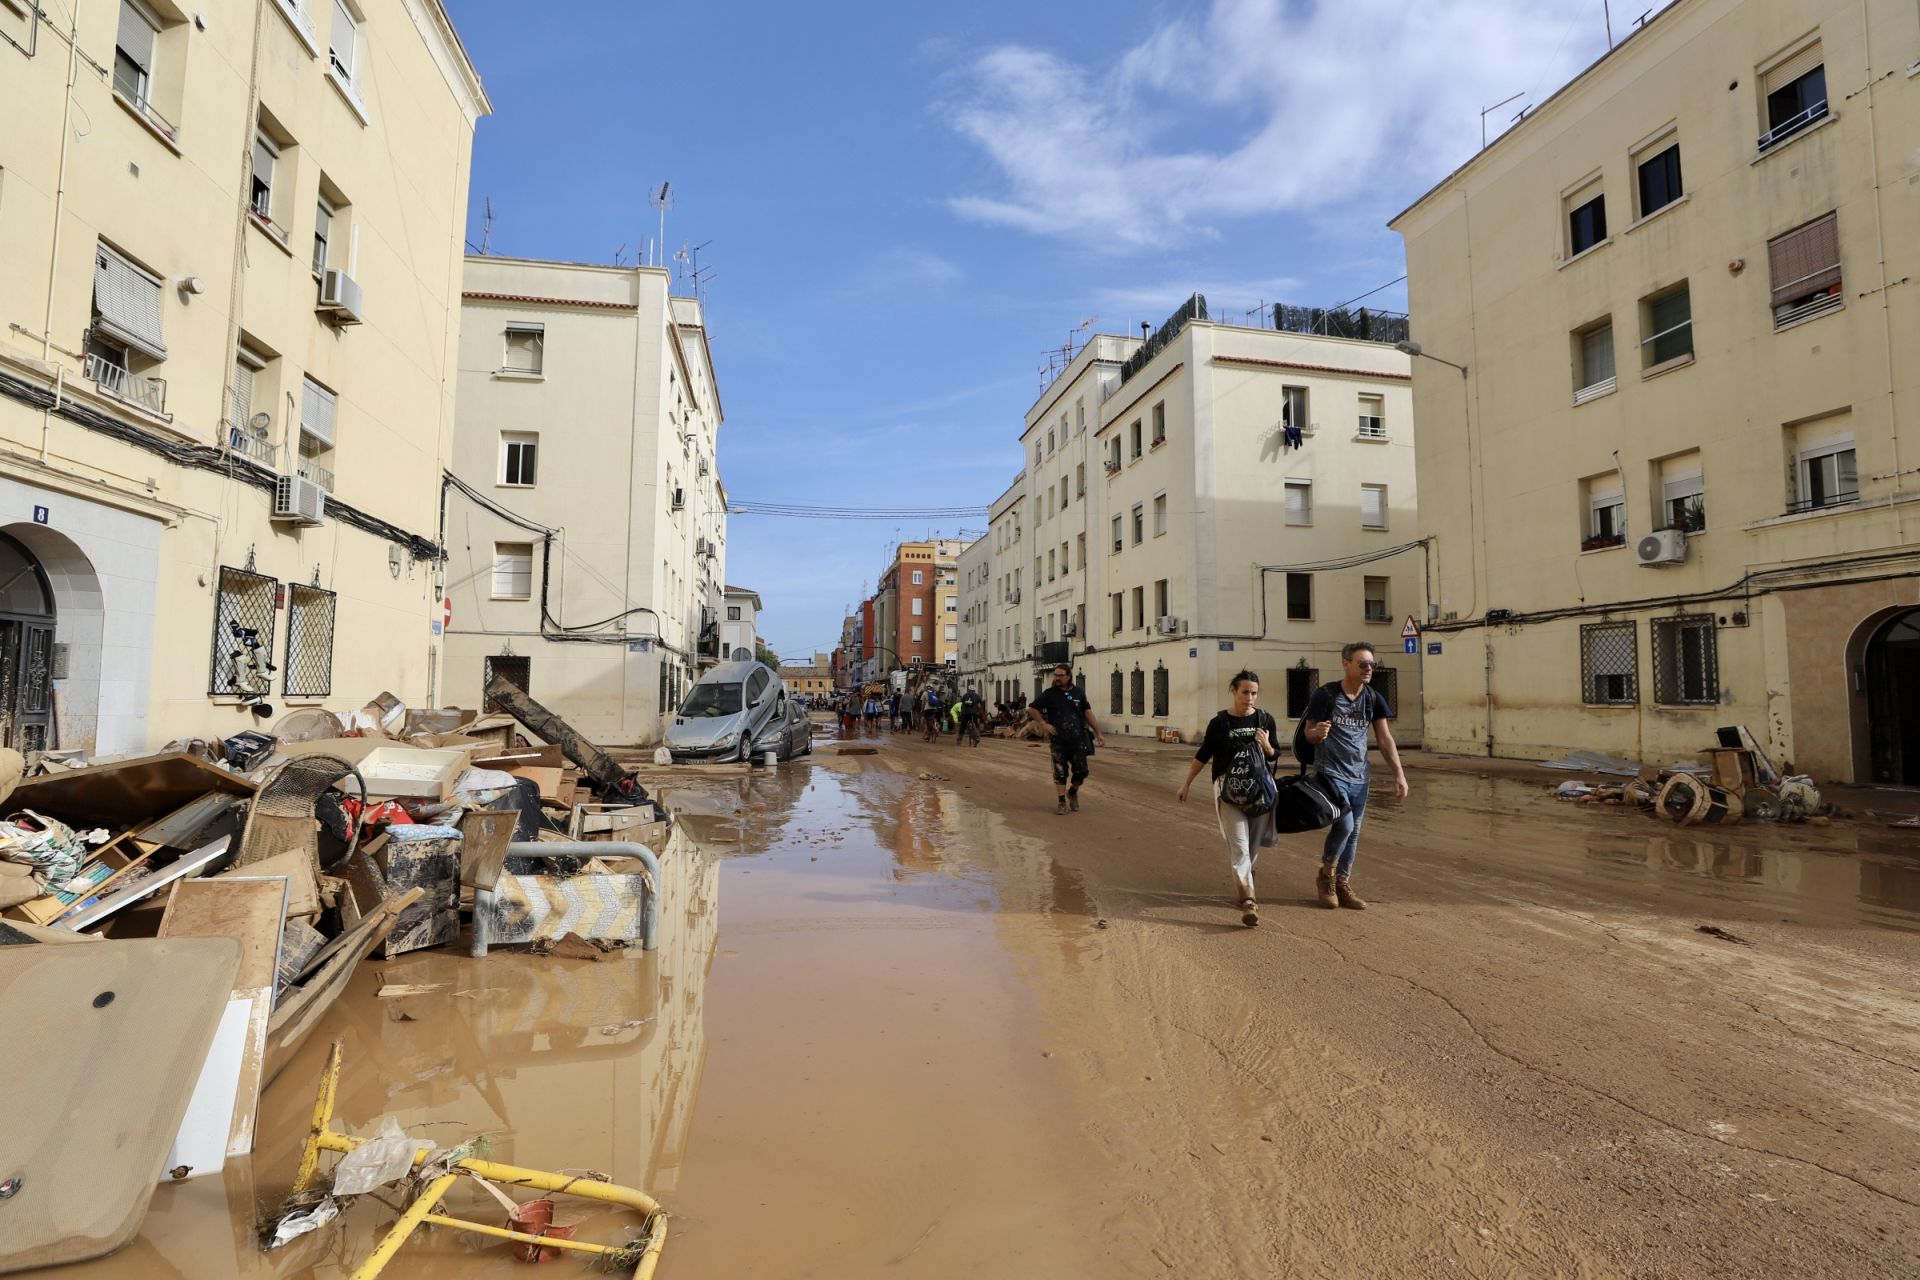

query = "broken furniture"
(290, 1041), (668, 1278)
(471, 840), (662, 957)
(233, 753), (364, 873)
(261, 887), (421, 1086)
(369, 826), (460, 958)
(483, 674), (648, 801)
(0, 936), (242, 1274)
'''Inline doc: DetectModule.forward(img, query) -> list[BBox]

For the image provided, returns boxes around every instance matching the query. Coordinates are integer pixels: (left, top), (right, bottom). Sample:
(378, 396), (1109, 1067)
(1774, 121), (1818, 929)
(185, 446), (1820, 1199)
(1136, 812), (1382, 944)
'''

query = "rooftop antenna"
(1480, 92), (1524, 149)
(478, 197), (494, 255)
(648, 183), (672, 267)
(1602, 0), (1613, 46)
(612, 241), (629, 267)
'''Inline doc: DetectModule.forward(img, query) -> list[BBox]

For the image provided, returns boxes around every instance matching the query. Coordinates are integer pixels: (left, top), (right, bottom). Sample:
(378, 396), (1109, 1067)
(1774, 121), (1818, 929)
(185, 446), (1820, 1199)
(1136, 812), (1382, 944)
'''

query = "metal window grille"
(1152, 665), (1169, 718)
(1109, 669), (1123, 715)
(283, 584), (337, 697)
(209, 566), (278, 696)
(1286, 667), (1319, 718)
(1130, 667), (1145, 716)
(1371, 666), (1399, 713)
(1651, 615), (1717, 705)
(1580, 621), (1638, 705)
(484, 655), (531, 712)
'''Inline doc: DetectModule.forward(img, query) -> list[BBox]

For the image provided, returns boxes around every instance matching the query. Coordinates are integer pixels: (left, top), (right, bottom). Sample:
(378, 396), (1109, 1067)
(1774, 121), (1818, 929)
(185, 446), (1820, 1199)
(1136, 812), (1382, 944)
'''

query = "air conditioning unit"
(1008, 588), (1021, 604)
(1154, 616), (1181, 635)
(272, 473), (327, 526)
(1064, 620), (1079, 638)
(698, 457), (709, 477)
(318, 269), (364, 324)
(1636, 528), (1687, 566)
(670, 487), (685, 510)
(695, 536), (710, 556)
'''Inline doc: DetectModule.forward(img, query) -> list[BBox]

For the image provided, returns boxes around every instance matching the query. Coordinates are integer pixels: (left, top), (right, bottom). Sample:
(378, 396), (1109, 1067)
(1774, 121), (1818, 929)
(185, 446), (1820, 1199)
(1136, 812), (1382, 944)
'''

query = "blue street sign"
(1428, 642), (1442, 655)
(1404, 637), (1418, 655)
(32, 506), (48, 525)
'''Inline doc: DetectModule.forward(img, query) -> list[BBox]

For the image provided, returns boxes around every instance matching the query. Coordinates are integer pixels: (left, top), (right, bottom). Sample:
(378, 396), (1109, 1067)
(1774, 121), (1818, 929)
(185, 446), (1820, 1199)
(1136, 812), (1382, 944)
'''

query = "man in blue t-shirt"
(1302, 641), (1408, 910)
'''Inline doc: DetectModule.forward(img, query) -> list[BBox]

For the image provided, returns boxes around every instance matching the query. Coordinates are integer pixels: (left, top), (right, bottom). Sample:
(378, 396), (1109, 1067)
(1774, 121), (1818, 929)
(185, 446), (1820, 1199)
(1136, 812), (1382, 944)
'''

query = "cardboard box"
(504, 765), (564, 801)
(354, 747), (472, 800)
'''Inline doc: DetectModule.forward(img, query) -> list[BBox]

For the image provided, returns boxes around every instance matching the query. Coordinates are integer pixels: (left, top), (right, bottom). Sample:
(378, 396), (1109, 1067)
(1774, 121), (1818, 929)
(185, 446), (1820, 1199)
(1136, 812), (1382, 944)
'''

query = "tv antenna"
(648, 183), (672, 267)
(674, 240), (715, 300)
(1038, 316), (1097, 388)
(478, 197), (494, 255)
(1480, 92), (1524, 149)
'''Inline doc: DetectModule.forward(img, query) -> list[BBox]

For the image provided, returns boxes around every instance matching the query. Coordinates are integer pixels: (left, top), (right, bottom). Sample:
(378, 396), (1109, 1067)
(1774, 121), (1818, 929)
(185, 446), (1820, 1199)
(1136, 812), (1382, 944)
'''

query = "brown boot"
(1335, 875), (1367, 910)
(1315, 864), (1338, 909)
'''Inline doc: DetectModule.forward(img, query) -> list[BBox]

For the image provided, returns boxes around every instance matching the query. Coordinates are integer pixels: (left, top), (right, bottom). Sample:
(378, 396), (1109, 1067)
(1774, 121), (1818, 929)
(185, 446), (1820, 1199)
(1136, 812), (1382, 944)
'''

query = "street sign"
(1404, 637), (1418, 655)
(32, 506), (48, 525)
(1401, 615), (1421, 639)
(1428, 642), (1442, 656)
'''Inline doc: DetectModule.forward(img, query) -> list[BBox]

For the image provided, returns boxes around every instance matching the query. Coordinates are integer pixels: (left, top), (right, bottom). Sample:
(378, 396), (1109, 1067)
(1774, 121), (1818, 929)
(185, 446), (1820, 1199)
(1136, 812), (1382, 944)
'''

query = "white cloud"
(941, 0), (1625, 246)
(857, 246), (964, 291)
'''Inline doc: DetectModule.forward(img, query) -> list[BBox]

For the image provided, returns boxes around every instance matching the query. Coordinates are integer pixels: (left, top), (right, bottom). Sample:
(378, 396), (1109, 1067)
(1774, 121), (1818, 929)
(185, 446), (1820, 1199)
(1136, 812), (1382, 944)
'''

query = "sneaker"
(1067, 788), (1080, 812)
(1240, 898), (1259, 927)
(1055, 797), (1067, 815)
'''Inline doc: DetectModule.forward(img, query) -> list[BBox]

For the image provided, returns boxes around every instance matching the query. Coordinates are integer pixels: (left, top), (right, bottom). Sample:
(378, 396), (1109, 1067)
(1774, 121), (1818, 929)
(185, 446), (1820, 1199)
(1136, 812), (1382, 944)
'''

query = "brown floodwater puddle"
(56, 757), (1120, 1278)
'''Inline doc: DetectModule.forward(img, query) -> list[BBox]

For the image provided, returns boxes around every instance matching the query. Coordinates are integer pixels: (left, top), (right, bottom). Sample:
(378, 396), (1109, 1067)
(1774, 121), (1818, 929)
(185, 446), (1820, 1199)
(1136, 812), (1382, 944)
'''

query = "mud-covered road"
(57, 724), (1919, 1279)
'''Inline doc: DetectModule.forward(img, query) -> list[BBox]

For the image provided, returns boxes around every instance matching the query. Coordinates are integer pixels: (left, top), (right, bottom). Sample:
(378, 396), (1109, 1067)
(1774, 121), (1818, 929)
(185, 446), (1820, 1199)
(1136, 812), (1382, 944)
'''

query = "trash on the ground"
(507, 1197), (583, 1262)
(331, 1115), (436, 1196)
(266, 1196), (340, 1248)
(1658, 774), (1744, 826)
(1696, 924), (1752, 946)
(375, 825), (460, 957)
(375, 981), (447, 998)
(1538, 750), (1657, 778)
(1715, 725), (1782, 787)
(459, 808), (517, 892)
(484, 673), (647, 802)
(263, 887), (422, 1086)
(532, 931), (626, 960)
(1543, 726), (1834, 829)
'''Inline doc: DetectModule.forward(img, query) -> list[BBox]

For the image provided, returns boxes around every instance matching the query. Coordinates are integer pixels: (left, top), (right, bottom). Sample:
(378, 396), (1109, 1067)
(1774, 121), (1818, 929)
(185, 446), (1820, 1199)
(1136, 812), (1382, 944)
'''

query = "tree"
(755, 643), (781, 669)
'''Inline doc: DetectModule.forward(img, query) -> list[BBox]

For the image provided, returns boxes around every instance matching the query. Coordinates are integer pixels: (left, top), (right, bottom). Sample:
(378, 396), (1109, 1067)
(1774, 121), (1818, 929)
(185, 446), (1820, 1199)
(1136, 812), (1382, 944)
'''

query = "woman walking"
(1176, 670), (1281, 927)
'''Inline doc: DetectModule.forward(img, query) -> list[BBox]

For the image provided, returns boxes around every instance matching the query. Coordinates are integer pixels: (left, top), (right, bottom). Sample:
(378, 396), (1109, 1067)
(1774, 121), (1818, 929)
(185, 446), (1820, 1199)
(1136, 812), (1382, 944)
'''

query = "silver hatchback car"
(664, 660), (811, 763)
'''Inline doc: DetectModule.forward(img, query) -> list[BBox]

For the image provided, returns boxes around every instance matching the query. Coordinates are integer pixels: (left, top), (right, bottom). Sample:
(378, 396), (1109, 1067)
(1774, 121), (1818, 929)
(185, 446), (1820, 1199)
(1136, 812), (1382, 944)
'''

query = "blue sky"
(453, 0), (1627, 659)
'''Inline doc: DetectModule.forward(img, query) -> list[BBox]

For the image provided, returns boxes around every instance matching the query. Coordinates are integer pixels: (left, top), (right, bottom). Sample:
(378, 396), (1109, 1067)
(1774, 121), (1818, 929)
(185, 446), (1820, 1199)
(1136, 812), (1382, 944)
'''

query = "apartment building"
(779, 657), (833, 699)
(444, 256), (726, 746)
(720, 585), (760, 662)
(873, 539), (968, 670)
(981, 473), (1027, 702)
(0, 0), (484, 752)
(955, 534), (991, 694)
(1390, 0), (1920, 783)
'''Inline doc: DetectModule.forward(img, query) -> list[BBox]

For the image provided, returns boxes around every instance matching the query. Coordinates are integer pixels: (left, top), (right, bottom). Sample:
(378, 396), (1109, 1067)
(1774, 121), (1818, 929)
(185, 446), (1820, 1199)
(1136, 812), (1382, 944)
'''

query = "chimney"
(1139, 322), (1151, 339)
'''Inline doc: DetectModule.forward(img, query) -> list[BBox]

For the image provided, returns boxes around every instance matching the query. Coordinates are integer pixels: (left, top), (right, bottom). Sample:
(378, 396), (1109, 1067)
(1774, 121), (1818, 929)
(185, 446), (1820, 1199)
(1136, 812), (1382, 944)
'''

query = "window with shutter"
(1659, 454), (1706, 531)
(1361, 484), (1387, 530)
(114, 1), (159, 103)
(329, 0), (358, 82)
(300, 378), (337, 447)
(1759, 43), (1826, 148)
(1768, 212), (1842, 326)
(1364, 577), (1389, 623)
(1284, 480), (1312, 526)
(493, 544), (533, 599)
(92, 242), (168, 361)
(1575, 323), (1615, 400)
(251, 134), (278, 224)
(504, 324), (544, 374)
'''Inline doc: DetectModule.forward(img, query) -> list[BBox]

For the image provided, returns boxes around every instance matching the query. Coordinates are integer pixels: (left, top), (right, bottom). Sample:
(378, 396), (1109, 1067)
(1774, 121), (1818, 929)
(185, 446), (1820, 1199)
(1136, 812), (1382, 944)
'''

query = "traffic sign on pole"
(1401, 615), (1421, 639)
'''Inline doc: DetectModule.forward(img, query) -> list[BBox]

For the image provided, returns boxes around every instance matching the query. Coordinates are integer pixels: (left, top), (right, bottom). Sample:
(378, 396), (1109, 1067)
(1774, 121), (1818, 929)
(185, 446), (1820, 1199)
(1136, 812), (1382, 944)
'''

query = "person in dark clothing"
(1177, 670), (1280, 927)
(1026, 664), (1106, 814)
(1301, 641), (1408, 910)
(954, 688), (984, 747)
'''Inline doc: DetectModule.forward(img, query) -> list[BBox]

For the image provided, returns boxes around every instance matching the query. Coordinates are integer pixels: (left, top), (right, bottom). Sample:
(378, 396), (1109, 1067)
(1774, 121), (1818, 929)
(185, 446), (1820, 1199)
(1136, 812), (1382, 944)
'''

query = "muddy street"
(54, 726), (1920, 1279)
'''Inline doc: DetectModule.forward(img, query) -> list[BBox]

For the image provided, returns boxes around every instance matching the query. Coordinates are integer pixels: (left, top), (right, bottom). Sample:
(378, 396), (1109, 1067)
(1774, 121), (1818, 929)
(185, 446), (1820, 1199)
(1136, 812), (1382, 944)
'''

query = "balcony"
(1581, 532), (1626, 552)
(84, 352), (167, 417)
(1572, 376), (1617, 406)
(1773, 288), (1843, 329)
(1034, 640), (1070, 665)
(296, 456), (335, 493)
(1356, 416), (1387, 439)
(227, 427), (278, 467)
(1757, 99), (1827, 152)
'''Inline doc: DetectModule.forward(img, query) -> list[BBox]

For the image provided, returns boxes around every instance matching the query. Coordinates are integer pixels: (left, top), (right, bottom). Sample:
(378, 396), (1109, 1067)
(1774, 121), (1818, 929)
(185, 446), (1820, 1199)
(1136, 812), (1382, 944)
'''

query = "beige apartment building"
(443, 256), (727, 746)
(981, 473), (1026, 701)
(955, 533), (992, 693)
(967, 311), (1422, 740)
(0, 0), (485, 753)
(1391, 0), (1920, 784)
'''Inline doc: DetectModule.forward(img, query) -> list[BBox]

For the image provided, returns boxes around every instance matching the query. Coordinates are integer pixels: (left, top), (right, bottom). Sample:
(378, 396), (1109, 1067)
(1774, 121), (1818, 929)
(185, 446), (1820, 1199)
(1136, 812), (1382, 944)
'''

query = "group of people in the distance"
(1023, 643), (1407, 928)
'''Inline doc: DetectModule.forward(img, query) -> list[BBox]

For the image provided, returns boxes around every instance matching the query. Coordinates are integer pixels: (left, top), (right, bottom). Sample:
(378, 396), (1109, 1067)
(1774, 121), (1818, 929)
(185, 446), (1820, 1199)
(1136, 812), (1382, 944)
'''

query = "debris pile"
(1546, 725), (1833, 827)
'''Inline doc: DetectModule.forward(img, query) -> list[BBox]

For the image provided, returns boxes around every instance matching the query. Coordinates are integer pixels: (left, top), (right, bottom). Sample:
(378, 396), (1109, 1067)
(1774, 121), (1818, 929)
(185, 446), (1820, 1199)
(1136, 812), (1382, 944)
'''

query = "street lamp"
(1395, 339), (1467, 378)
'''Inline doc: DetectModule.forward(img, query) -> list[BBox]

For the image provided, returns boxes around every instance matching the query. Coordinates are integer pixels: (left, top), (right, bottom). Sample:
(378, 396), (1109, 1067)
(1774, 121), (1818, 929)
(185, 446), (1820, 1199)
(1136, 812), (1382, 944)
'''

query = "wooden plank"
(157, 876), (287, 1158)
(0, 937), (241, 1272)
(62, 837), (232, 931)
(11, 752), (255, 829)
(459, 809), (516, 892)
(261, 887), (422, 1087)
(276, 919), (325, 988)
(218, 848), (319, 917)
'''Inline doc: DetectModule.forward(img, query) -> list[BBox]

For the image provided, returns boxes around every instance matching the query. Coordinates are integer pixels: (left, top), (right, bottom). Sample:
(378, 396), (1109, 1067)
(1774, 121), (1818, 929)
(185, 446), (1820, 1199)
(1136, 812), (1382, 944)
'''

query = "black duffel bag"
(1271, 770), (1346, 834)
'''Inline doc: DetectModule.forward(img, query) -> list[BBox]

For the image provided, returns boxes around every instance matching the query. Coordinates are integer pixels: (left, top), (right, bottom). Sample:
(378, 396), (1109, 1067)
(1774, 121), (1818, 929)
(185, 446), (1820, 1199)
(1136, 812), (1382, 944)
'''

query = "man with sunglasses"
(1028, 663), (1106, 815)
(1301, 641), (1408, 909)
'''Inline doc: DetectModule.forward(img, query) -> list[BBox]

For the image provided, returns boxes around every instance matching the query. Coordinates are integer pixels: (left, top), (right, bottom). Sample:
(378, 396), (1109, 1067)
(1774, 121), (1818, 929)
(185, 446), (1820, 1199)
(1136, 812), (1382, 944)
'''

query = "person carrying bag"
(1177, 670), (1287, 928)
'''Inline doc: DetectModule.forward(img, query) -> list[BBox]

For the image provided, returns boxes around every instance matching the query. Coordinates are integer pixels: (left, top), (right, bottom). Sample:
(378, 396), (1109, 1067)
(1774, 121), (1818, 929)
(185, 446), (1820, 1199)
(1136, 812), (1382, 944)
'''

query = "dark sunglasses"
(1354, 660), (1379, 669)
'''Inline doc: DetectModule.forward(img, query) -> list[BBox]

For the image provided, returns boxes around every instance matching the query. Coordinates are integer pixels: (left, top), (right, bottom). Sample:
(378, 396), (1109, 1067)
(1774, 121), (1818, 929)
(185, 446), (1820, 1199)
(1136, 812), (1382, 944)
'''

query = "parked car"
(664, 660), (810, 763)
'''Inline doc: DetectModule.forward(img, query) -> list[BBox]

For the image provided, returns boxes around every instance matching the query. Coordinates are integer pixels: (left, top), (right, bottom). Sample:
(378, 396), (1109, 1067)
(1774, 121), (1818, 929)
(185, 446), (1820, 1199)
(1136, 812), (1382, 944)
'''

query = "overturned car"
(663, 660), (812, 764)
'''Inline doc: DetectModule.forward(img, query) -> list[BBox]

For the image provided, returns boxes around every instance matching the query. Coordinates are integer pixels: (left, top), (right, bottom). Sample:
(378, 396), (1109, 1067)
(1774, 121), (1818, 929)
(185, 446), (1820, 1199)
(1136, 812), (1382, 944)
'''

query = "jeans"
(1320, 773), (1370, 875)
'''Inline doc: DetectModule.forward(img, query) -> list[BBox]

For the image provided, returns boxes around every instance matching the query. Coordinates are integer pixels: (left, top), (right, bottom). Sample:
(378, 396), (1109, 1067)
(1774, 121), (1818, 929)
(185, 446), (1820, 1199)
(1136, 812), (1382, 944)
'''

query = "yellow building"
(778, 662), (833, 699)
(1391, 0), (1920, 784)
(0, 0), (486, 752)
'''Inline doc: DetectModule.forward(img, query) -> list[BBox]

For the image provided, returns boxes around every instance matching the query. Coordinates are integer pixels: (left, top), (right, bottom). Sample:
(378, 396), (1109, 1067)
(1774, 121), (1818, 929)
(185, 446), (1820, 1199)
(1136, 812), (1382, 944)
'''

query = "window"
(1361, 484), (1388, 530)
(1581, 621), (1637, 705)
(328, 0), (361, 88)
(1075, 534), (1085, 569)
(1076, 401), (1085, 430)
(227, 344), (270, 458)
(726, 606), (742, 621)
(1584, 475), (1626, 550)
(1357, 395), (1386, 439)
(911, 570), (924, 585)
(912, 597), (924, 616)
(283, 583), (338, 698)
(1151, 401), (1166, 444)
(251, 132), (279, 225)
(113, 1), (160, 110)
(1047, 428), (1054, 455)
(1759, 43), (1827, 150)
(1282, 386), (1309, 432)
(1636, 141), (1683, 218)
(1652, 615), (1717, 705)
(484, 654), (532, 710)
(1130, 668), (1146, 716)
(1573, 322), (1615, 402)
(1284, 480), (1312, 526)
(1286, 667), (1319, 717)
(1130, 419), (1142, 460)
(1153, 492), (1167, 537)
(312, 197), (334, 276)
(209, 565), (278, 697)
(1110, 668), (1124, 714)
(1110, 593), (1123, 634)
(945, 624), (957, 641)
(1035, 442), (1042, 466)
(1660, 454), (1705, 532)
(1568, 188), (1607, 255)
(1768, 212), (1842, 327)
(946, 597), (958, 612)
(1107, 438), (1122, 471)
(504, 323), (544, 375)
(1790, 418), (1857, 512)
(493, 542), (533, 600)
(1131, 503), (1144, 545)
(1152, 665), (1169, 718)
(1047, 550), (1056, 582)
(1364, 576), (1389, 623)
(1075, 463), (1086, 497)
(1641, 284), (1692, 368)
(1130, 586), (1145, 630)
(298, 377), (337, 490)
(500, 431), (538, 486)
(1286, 573), (1312, 620)
(91, 242), (168, 362)
(911, 625), (924, 642)
(1154, 579), (1169, 619)
(1111, 515), (1123, 554)
(1060, 484), (1068, 512)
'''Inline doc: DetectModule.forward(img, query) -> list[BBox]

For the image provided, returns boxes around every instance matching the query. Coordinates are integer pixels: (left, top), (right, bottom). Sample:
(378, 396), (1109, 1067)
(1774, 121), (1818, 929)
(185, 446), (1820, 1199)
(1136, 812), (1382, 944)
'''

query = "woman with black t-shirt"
(1176, 670), (1281, 927)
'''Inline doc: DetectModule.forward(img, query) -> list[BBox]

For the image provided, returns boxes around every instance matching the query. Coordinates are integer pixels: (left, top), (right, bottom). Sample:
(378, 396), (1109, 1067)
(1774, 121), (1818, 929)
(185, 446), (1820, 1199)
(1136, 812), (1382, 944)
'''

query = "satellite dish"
(250, 411), (271, 432)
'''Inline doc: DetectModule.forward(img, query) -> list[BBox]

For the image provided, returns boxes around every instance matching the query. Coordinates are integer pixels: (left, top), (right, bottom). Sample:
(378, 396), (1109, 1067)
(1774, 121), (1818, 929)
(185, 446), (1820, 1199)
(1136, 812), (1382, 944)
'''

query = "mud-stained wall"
(1783, 579), (1920, 783)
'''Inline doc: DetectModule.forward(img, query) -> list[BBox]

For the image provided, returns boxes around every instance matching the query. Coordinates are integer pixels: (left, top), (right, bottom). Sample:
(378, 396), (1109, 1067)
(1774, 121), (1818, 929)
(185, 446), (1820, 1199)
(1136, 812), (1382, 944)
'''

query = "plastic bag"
(267, 1197), (340, 1247)
(330, 1116), (433, 1196)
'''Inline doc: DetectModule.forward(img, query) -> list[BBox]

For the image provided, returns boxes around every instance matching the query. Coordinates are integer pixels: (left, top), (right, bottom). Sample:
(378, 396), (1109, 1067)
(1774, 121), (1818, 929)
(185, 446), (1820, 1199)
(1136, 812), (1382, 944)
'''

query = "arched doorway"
(1866, 608), (1920, 784)
(0, 533), (56, 753)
